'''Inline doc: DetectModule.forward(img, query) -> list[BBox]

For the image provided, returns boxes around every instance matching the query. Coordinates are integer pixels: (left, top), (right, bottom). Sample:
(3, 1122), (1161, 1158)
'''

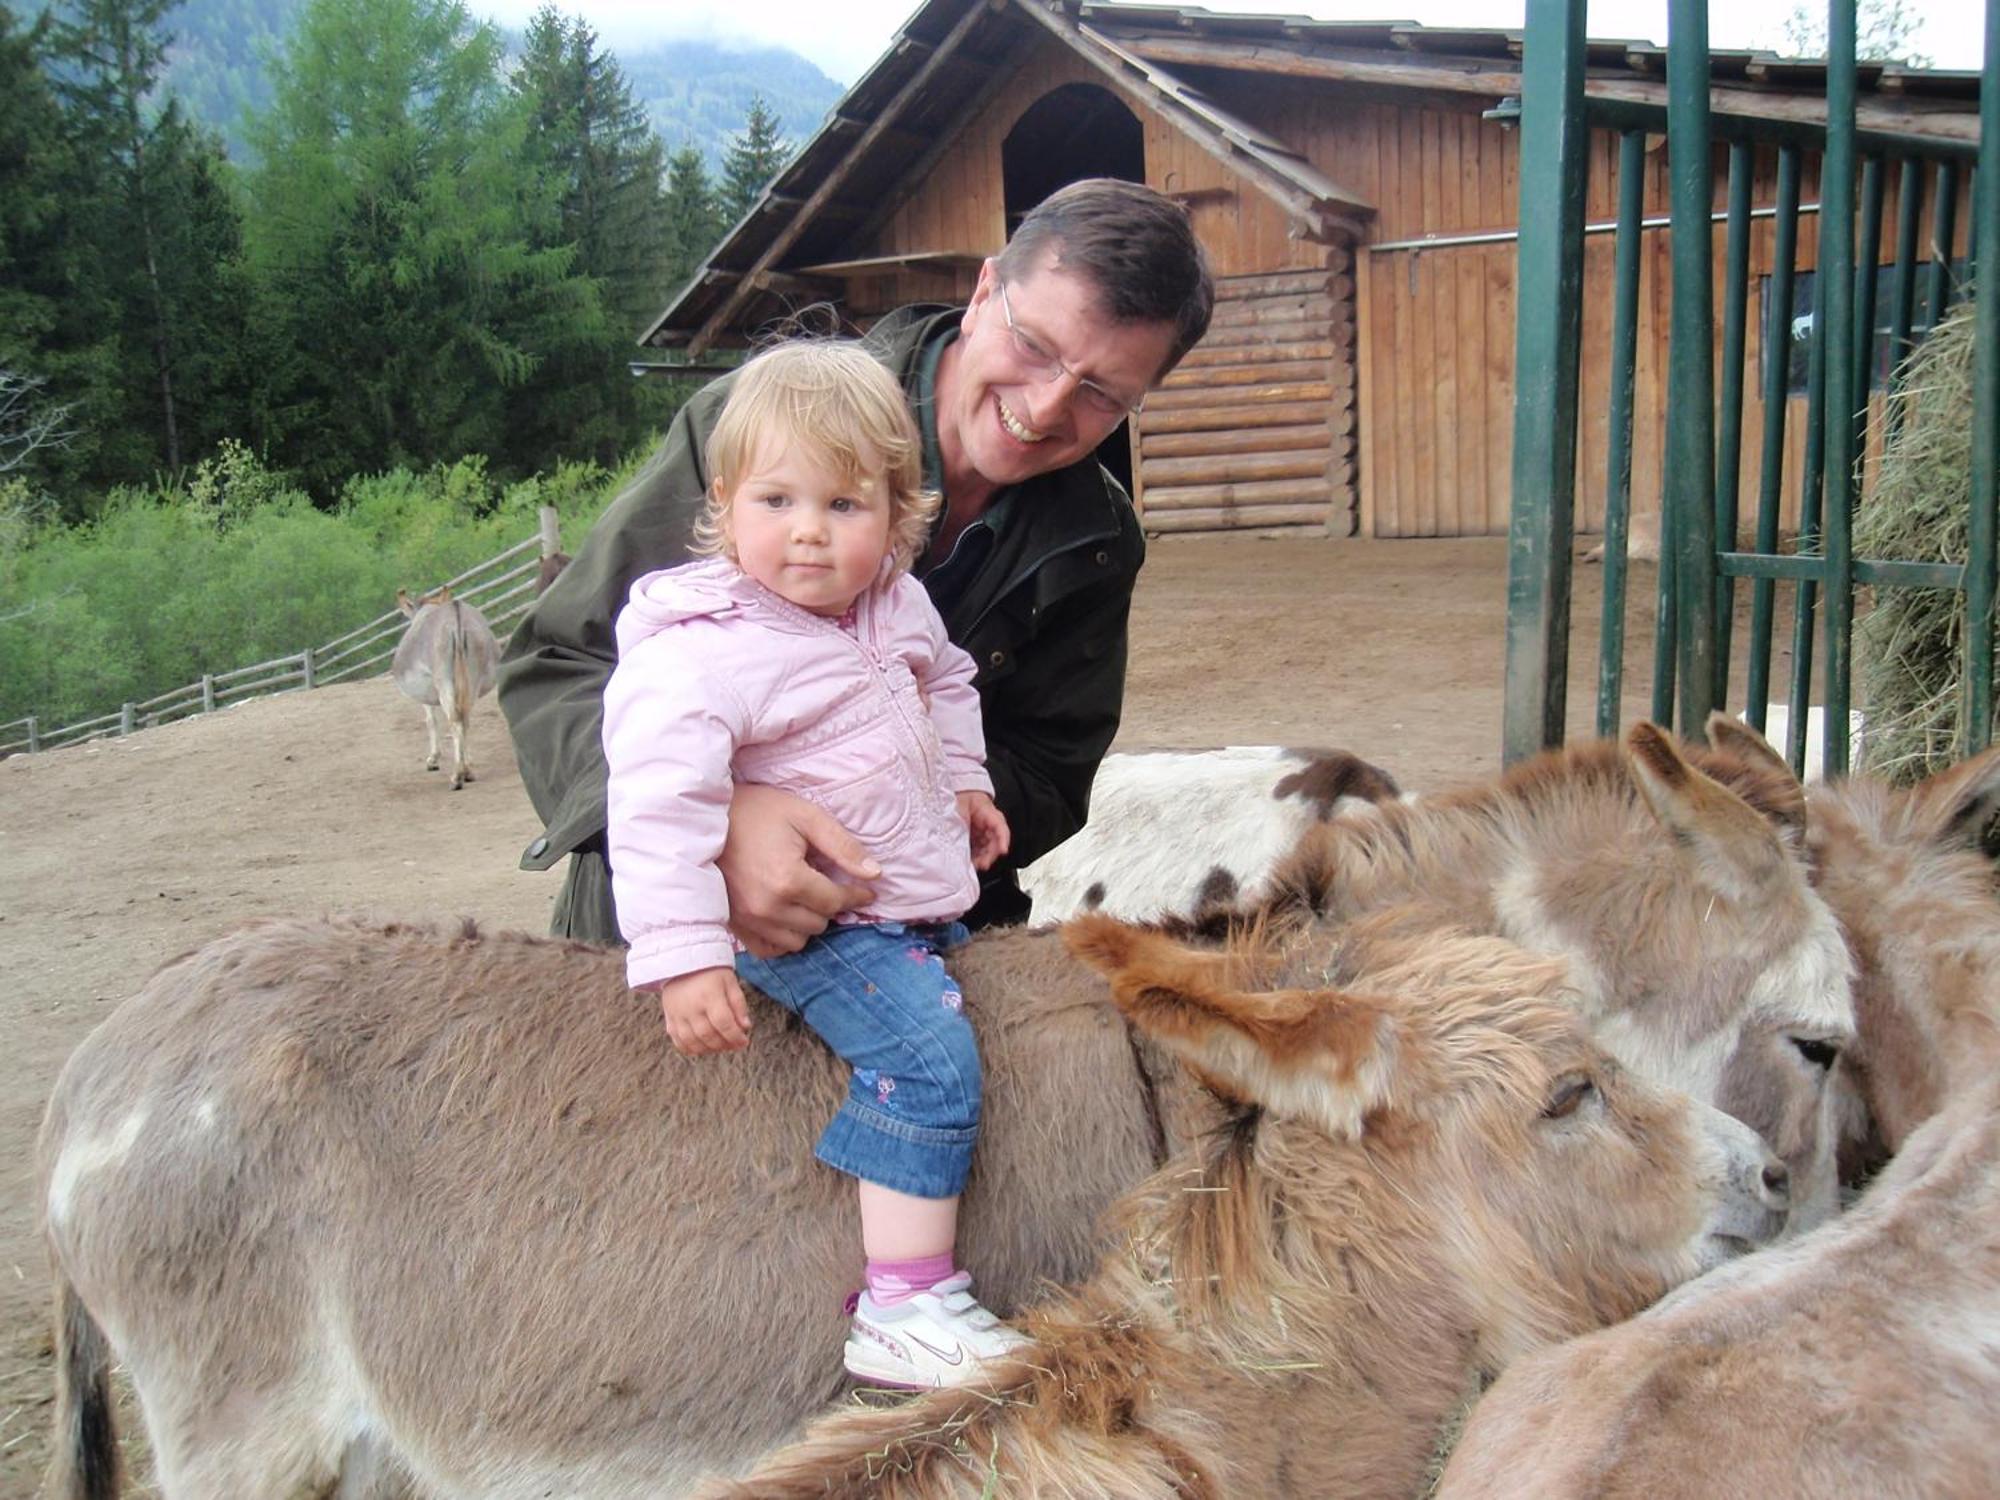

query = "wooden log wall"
(1135, 257), (1360, 534)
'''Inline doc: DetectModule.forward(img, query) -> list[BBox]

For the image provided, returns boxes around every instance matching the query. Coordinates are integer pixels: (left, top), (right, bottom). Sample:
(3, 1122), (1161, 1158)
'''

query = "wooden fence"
(0, 508), (561, 759)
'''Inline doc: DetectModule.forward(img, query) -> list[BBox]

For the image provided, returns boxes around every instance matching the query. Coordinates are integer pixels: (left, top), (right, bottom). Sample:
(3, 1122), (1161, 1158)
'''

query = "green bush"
(0, 437), (654, 733)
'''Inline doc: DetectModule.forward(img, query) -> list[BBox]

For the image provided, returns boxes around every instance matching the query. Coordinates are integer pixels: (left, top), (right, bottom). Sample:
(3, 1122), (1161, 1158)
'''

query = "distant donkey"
(391, 586), (499, 789)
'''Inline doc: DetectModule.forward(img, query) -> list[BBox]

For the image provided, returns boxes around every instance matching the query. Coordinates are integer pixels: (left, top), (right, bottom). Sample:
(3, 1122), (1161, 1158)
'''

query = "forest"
(1, 0), (807, 731)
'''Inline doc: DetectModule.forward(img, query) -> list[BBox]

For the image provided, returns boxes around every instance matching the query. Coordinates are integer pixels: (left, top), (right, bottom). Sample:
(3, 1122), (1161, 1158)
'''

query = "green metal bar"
(1786, 245), (1830, 776)
(1597, 129), (1649, 740)
(1503, 0), (1590, 763)
(1746, 146), (1803, 735)
(1720, 553), (1966, 589)
(1964, 3), (2000, 756)
(1817, 0), (1858, 778)
(1882, 158), (1924, 448)
(1652, 497), (1678, 726)
(1714, 141), (1753, 709)
(1928, 161), (1961, 328)
(1666, 0), (1718, 739)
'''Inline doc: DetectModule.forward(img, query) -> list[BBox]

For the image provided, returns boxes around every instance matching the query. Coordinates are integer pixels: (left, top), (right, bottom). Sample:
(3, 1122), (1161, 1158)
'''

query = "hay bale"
(1854, 304), (1978, 784)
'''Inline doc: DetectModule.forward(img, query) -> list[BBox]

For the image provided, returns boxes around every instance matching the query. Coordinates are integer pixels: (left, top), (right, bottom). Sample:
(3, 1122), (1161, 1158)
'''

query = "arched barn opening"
(1002, 84), (1145, 495)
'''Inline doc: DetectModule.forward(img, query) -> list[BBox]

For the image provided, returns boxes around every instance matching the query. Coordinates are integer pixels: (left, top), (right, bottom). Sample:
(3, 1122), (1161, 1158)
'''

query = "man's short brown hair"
(995, 178), (1215, 378)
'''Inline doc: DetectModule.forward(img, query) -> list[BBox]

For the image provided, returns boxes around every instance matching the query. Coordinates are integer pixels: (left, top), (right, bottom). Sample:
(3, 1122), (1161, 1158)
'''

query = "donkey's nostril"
(1762, 1161), (1791, 1201)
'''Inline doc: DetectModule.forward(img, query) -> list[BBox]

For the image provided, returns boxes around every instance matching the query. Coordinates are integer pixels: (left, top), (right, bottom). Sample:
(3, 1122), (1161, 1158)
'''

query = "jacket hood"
(615, 557), (759, 655)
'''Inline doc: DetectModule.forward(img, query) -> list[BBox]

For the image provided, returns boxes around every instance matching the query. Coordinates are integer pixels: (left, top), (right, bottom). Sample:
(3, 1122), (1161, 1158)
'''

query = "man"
(499, 177), (1214, 950)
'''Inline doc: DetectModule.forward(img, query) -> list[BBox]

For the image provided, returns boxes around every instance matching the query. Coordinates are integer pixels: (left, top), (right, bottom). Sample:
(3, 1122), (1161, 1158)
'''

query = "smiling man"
(499, 179), (1214, 948)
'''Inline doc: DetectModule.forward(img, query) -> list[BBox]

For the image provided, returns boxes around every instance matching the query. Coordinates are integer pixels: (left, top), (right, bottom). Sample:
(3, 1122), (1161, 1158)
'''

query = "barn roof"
(639, 0), (1978, 356)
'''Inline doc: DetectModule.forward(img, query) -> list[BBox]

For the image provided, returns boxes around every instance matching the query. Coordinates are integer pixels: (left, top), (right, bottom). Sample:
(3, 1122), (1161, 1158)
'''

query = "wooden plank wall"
(1137, 256), (1359, 533)
(1204, 75), (1973, 540)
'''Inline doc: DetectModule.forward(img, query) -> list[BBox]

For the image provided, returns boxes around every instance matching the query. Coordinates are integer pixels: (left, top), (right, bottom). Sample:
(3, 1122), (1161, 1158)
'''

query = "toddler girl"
(602, 338), (1029, 1389)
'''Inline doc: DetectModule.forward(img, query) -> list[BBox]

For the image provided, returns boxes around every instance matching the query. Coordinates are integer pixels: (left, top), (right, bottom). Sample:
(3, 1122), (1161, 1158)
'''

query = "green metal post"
(1747, 147), (1803, 733)
(1964, 0), (2000, 756)
(1883, 159), (1924, 449)
(1715, 142), (1754, 708)
(1818, 0), (1858, 778)
(1597, 130), (1649, 740)
(1928, 162), (1961, 328)
(1503, 0), (1590, 763)
(1787, 257), (1830, 776)
(1666, 0), (1718, 739)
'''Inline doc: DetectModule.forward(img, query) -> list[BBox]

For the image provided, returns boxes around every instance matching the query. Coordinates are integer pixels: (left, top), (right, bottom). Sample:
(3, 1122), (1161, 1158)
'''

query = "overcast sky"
(472, 0), (1984, 85)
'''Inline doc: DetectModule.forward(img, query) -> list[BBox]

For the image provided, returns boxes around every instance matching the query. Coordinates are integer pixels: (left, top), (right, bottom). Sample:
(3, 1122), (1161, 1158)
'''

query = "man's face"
(940, 253), (1179, 492)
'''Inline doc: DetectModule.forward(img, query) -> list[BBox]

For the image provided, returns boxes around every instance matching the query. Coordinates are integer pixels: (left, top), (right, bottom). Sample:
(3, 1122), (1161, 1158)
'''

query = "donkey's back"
(40, 917), (1163, 1499)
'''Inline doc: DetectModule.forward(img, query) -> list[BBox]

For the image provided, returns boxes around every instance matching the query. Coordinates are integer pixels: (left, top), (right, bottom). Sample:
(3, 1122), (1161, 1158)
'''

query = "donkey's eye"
(1791, 1036), (1842, 1071)
(1541, 1073), (1596, 1120)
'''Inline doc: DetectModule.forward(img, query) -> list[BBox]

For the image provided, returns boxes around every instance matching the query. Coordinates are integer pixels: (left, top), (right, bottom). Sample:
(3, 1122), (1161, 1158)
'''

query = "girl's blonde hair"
(693, 339), (940, 575)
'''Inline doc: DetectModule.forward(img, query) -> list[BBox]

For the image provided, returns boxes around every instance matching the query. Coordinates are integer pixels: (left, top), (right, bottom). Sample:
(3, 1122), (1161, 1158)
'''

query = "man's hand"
(957, 790), (1011, 871)
(655, 967), (752, 1055)
(719, 783), (880, 957)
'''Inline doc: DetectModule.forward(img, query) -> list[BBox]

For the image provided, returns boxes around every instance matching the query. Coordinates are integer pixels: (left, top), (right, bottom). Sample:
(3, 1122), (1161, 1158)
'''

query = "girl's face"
(720, 436), (894, 616)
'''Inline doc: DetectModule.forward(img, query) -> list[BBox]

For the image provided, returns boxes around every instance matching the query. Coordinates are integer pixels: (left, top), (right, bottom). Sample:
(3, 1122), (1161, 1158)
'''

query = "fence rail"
(0, 508), (560, 760)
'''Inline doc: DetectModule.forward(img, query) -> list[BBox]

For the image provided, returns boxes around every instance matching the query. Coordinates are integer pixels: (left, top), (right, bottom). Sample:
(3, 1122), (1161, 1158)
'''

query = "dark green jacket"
(497, 306), (1146, 942)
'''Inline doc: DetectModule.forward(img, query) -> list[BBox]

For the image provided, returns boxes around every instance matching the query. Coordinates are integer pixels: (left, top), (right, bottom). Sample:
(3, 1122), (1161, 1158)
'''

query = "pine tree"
(662, 142), (723, 297)
(243, 0), (603, 491)
(0, 2), (105, 498)
(508, 6), (670, 464)
(718, 94), (791, 229)
(47, 0), (228, 475)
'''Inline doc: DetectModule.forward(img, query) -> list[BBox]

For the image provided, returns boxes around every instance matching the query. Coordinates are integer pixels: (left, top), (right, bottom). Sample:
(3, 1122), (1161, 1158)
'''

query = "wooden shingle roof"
(640, 0), (1977, 354)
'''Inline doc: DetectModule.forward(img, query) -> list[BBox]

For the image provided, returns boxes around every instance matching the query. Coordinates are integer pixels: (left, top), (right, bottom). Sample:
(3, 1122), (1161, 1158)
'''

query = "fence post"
(303, 647), (317, 691)
(1962, 0), (2000, 755)
(26, 716), (37, 753)
(539, 505), (561, 558)
(1502, 0), (1589, 764)
(120, 703), (135, 736)
(202, 674), (215, 712)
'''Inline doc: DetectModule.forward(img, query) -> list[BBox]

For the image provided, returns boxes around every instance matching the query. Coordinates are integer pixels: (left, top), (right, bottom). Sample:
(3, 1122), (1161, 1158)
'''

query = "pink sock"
(865, 1252), (956, 1306)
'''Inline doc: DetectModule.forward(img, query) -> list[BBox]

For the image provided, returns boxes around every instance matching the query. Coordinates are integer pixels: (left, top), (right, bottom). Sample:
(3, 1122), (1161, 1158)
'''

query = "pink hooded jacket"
(603, 557), (993, 989)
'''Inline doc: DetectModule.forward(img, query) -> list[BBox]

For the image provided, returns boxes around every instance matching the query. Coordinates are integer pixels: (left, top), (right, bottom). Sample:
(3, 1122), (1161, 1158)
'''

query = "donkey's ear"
(1703, 711), (1809, 836)
(1063, 914), (1400, 1138)
(1627, 722), (1793, 900)
(1913, 744), (2000, 857)
(396, 588), (418, 617)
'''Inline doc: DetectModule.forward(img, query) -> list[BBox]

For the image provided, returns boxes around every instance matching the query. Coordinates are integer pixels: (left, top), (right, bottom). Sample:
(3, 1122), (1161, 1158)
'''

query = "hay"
(1854, 303), (1980, 784)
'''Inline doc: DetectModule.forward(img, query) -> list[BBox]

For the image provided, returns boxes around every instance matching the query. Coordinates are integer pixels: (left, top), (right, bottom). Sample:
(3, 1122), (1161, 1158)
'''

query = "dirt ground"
(0, 532), (1683, 1493)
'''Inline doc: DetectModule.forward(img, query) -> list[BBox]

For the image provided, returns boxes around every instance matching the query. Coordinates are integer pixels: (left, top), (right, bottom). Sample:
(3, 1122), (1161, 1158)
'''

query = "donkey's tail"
(46, 1272), (122, 1500)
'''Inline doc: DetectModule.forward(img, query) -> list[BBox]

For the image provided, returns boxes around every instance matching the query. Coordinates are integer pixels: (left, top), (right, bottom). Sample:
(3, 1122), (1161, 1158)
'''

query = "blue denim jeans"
(736, 920), (978, 1199)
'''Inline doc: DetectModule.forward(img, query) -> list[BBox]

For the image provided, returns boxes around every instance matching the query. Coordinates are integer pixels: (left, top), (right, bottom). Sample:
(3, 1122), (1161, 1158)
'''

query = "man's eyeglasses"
(996, 281), (1147, 421)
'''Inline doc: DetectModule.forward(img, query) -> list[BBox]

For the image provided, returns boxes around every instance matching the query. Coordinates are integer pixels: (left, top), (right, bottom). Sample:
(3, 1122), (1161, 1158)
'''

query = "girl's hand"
(654, 967), (752, 1055)
(956, 791), (1011, 871)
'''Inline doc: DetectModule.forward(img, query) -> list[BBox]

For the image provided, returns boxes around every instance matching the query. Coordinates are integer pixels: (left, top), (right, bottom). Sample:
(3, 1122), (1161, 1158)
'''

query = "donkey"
(1018, 745), (1404, 925)
(391, 585), (499, 790)
(699, 915), (1788, 1500)
(38, 725), (1835, 1497)
(1435, 740), (2000, 1500)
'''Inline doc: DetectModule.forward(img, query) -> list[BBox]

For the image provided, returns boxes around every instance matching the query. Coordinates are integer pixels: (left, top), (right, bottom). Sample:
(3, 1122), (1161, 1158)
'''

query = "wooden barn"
(638, 0), (1979, 542)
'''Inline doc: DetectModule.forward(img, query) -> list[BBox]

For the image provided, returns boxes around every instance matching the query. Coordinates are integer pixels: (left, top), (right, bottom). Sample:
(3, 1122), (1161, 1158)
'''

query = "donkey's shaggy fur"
(1438, 744), (2000, 1500)
(701, 919), (1785, 1500)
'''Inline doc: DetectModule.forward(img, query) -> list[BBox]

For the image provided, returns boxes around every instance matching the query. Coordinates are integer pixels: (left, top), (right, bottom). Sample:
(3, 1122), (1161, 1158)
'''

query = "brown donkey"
(1436, 743), (2000, 1500)
(38, 725), (1833, 1498)
(697, 915), (1788, 1500)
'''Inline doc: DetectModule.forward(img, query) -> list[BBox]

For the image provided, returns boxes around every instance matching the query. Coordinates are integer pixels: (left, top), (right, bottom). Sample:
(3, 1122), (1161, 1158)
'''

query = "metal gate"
(1503, 0), (1995, 776)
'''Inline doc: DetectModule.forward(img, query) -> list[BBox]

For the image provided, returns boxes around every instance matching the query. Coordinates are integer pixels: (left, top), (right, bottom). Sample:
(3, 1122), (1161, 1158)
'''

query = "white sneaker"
(843, 1271), (1032, 1389)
